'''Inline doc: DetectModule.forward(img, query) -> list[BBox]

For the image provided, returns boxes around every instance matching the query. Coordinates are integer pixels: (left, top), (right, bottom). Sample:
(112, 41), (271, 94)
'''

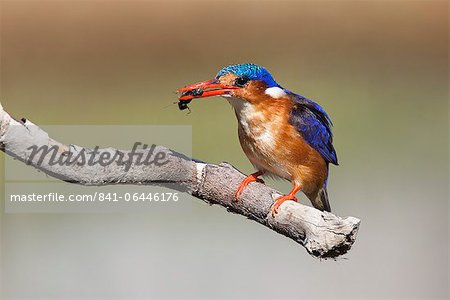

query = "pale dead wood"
(0, 103), (360, 259)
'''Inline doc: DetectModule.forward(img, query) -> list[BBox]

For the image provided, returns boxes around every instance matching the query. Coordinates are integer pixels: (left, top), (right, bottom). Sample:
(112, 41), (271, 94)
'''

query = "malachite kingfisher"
(178, 64), (338, 216)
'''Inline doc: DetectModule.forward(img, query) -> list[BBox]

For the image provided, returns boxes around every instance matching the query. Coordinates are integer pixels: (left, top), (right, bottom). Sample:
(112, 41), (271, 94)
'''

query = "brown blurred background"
(1, 1), (448, 299)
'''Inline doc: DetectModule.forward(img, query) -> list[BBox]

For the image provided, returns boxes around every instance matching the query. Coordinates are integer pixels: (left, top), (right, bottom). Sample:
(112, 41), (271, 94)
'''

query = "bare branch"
(0, 103), (360, 259)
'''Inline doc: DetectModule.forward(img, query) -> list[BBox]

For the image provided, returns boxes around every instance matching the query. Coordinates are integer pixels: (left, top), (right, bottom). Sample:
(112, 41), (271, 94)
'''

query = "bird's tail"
(309, 186), (331, 212)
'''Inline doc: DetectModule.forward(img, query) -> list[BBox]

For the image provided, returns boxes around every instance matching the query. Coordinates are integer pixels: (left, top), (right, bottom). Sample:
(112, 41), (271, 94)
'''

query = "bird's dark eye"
(234, 76), (250, 87)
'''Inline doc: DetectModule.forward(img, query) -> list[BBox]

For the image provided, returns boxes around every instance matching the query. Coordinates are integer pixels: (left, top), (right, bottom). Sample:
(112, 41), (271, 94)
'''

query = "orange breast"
(231, 96), (328, 197)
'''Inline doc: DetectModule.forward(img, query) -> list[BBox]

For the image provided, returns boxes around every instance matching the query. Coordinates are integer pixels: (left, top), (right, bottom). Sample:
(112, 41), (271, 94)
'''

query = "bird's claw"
(234, 171), (264, 201)
(271, 194), (298, 217)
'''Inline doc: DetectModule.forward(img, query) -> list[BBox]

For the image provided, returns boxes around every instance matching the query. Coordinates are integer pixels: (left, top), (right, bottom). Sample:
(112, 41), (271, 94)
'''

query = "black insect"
(178, 88), (204, 111)
(188, 88), (204, 97)
(178, 100), (191, 111)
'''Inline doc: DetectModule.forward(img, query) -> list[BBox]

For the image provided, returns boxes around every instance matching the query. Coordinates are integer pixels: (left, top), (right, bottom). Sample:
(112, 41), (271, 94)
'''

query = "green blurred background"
(1, 1), (448, 299)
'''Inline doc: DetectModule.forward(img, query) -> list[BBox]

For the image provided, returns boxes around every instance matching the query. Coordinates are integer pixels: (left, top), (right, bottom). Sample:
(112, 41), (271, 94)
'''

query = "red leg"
(235, 171), (265, 200)
(271, 182), (302, 217)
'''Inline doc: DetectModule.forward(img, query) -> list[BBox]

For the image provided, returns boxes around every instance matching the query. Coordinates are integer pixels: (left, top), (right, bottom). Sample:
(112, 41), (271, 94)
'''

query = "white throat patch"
(265, 87), (286, 98)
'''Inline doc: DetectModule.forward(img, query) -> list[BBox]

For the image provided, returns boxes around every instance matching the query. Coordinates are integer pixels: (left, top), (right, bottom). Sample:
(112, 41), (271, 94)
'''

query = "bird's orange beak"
(177, 79), (238, 101)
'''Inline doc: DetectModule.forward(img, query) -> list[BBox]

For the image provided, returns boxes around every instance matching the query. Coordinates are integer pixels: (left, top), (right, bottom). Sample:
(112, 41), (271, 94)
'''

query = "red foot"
(235, 171), (264, 201)
(271, 195), (298, 217)
(271, 182), (302, 217)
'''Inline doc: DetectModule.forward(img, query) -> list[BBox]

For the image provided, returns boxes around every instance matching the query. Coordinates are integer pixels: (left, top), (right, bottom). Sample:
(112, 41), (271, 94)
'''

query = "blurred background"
(0, 1), (448, 299)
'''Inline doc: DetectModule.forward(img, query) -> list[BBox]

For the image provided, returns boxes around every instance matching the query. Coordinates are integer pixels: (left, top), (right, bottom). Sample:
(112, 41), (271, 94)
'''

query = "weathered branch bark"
(0, 103), (360, 259)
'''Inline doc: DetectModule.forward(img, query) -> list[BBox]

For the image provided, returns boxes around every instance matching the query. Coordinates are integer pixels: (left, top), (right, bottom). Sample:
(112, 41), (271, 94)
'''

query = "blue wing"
(288, 93), (338, 165)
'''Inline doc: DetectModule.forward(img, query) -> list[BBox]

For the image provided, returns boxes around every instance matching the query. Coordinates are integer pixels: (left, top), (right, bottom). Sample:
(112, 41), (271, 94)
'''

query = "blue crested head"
(216, 64), (279, 88)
